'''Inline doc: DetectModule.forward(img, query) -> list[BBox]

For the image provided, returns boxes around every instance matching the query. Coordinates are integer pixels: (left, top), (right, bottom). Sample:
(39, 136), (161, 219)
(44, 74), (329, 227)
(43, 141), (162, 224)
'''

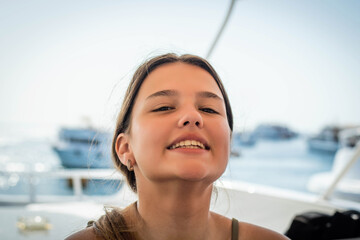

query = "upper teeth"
(169, 140), (205, 150)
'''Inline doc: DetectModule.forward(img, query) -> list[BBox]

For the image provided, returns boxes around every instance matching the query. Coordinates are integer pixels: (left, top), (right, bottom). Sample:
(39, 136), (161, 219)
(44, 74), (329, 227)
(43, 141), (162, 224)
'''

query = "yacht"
(308, 127), (360, 200)
(232, 131), (257, 147)
(252, 124), (297, 140)
(52, 128), (113, 168)
(307, 126), (343, 154)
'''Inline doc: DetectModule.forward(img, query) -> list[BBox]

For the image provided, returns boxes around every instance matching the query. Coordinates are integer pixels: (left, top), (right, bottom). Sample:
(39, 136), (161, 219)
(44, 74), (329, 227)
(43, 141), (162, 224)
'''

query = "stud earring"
(127, 159), (134, 171)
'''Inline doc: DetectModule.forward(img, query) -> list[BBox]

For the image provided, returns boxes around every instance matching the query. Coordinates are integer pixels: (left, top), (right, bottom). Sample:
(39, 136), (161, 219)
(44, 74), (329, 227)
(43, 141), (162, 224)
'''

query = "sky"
(0, 0), (359, 137)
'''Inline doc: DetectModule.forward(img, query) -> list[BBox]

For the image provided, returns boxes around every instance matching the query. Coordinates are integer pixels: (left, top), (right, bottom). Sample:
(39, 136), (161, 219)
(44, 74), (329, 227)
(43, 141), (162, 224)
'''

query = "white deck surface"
(0, 202), (103, 240)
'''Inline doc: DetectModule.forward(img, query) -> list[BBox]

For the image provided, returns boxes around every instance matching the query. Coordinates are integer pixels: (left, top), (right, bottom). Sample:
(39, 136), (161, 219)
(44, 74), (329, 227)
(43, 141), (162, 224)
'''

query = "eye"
(200, 108), (218, 114)
(152, 106), (175, 112)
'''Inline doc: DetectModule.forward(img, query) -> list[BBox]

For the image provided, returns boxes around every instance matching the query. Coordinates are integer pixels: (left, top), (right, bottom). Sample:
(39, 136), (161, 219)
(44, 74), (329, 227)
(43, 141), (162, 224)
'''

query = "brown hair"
(112, 53), (233, 192)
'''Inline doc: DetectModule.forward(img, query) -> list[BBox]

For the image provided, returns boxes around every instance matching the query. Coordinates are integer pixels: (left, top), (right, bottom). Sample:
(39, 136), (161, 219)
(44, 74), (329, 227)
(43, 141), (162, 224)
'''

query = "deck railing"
(320, 142), (360, 200)
(0, 169), (123, 204)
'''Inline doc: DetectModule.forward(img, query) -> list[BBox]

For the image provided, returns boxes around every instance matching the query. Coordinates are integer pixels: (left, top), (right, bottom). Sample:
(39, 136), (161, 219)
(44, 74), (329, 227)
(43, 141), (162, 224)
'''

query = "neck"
(136, 180), (216, 240)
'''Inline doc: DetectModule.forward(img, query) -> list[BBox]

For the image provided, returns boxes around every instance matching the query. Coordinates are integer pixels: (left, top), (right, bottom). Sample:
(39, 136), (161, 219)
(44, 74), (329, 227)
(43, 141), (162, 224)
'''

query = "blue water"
(222, 138), (334, 192)
(0, 130), (334, 196)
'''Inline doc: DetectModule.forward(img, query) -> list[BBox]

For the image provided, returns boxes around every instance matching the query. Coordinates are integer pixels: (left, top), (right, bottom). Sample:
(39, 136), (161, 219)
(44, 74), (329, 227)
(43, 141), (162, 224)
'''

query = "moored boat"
(307, 126), (343, 154)
(52, 128), (112, 168)
(252, 124), (297, 140)
(307, 127), (360, 201)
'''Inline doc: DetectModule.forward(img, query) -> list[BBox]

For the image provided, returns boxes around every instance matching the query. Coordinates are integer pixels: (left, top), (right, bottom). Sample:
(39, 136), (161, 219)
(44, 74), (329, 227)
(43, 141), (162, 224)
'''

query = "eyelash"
(200, 108), (218, 114)
(153, 106), (219, 114)
(152, 106), (175, 112)
(152, 106), (219, 114)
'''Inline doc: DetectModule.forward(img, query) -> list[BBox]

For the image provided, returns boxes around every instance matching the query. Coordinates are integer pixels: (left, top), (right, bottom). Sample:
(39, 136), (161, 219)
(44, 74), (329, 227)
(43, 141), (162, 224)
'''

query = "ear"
(115, 133), (134, 165)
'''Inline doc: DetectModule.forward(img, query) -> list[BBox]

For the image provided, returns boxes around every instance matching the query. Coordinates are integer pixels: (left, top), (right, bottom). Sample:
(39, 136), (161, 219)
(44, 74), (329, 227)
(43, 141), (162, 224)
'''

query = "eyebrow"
(146, 89), (222, 101)
(196, 91), (223, 100)
(146, 90), (179, 100)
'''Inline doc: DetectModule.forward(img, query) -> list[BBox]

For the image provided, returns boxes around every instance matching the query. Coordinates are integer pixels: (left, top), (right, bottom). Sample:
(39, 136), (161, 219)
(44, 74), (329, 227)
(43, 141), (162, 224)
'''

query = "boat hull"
(52, 127), (113, 169)
(53, 146), (113, 168)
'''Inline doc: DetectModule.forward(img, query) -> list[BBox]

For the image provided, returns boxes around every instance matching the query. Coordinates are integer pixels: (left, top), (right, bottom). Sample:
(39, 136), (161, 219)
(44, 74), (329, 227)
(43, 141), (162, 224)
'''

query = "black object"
(285, 210), (360, 240)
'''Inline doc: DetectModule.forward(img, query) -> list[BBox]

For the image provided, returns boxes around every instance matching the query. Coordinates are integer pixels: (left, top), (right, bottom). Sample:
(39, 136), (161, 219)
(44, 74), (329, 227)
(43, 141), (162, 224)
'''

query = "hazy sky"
(1, 0), (359, 135)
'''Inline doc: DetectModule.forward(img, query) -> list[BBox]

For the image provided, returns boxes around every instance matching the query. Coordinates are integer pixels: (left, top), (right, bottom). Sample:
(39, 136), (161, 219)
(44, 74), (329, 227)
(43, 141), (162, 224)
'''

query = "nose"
(177, 108), (204, 128)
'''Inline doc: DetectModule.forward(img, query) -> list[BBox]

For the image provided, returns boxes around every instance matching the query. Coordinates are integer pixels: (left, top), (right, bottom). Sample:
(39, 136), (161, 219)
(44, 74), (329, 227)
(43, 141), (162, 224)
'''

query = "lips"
(167, 135), (210, 150)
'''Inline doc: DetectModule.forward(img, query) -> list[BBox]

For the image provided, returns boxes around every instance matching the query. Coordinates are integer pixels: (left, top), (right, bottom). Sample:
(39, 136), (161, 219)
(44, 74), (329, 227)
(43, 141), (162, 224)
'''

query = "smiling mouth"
(167, 140), (210, 150)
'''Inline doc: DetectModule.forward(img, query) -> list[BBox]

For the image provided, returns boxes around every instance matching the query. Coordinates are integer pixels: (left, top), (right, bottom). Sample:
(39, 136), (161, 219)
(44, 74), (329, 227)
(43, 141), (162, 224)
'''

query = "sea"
(0, 123), (335, 198)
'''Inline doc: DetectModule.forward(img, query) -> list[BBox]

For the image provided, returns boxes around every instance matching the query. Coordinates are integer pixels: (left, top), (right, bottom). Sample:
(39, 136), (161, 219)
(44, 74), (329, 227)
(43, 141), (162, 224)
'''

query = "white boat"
(307, 126), (344, 154)
(232, 131), (257, 147)
(308, 127), (360, 200)
(52, 128), (113, 168)
(252, 124), (297, 140)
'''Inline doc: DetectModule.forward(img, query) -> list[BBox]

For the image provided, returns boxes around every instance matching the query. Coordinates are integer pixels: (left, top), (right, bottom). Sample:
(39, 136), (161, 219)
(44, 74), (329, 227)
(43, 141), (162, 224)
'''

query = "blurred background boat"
(232, 123), (297, 148)
(307, 125), (360, 154)
(307, 126), (343, 154)
(307, 127), (360, 200)
(252, 124), (297, 140)
(232, 131), (257, 147)
(52, 127), (112, 169)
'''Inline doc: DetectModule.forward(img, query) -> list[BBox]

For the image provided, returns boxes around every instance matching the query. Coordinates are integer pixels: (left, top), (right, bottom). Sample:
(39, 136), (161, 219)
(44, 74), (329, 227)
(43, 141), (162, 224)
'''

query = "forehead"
(137, 62), (222, 98)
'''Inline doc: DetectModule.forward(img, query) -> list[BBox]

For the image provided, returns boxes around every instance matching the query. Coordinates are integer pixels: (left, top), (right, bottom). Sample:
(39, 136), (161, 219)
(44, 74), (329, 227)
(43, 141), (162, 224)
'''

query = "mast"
(206, 0), (237, 59)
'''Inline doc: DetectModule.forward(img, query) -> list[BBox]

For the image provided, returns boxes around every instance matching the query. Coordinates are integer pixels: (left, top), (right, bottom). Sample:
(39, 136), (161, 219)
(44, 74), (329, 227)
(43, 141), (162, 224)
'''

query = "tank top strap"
(231, 218), (239, 240)
(86, 220), (94, 228)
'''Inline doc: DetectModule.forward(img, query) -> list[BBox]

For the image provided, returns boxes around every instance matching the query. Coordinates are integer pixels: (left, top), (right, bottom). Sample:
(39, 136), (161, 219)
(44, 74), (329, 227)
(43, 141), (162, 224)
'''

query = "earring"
(127, 159), (134, 171)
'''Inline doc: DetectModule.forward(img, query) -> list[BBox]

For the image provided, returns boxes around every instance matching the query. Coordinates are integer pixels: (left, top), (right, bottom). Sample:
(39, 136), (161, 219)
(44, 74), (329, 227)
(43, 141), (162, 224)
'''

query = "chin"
(176, 167), (224, 183)
(179, 173), (207, 182)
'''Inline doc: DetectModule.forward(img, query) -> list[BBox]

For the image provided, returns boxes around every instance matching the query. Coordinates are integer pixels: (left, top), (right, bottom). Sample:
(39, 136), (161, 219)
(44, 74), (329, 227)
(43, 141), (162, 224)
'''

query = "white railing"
(0, 168), (123, 204)
(320, 142), (360, 200)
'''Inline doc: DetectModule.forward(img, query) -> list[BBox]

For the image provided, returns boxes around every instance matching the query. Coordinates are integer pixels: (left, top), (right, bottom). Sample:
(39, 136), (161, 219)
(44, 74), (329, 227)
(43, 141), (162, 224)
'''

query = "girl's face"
(127, 62), (230, 184)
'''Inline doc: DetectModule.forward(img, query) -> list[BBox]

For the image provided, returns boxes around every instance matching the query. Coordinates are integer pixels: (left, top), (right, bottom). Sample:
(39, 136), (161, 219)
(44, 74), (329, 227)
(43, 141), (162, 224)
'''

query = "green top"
(87, 217), (240, 239)
(232, 218), (239, 240)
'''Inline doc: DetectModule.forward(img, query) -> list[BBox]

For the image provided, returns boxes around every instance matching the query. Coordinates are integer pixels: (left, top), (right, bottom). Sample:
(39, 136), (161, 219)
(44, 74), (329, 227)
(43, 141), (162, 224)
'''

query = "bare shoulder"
(65, 227), (103, 240)
(238, 221), (290, 240)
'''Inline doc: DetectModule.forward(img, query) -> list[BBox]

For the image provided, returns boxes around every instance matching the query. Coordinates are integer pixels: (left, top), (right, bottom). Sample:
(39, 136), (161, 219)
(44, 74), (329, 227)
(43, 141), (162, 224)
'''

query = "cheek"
(212, 120), (231, 158)
(130, 118), (168, 161)
(130, 118), (172, 180)
(214, 120), (231, 144)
